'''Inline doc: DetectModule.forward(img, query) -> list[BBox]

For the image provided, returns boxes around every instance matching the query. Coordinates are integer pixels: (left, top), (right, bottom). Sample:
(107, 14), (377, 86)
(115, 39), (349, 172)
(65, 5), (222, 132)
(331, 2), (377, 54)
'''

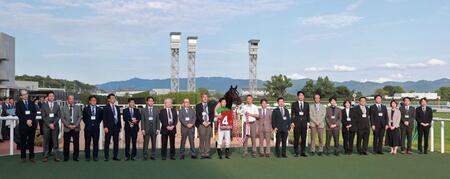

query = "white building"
(240, 87), (267, 97)
(0, 32), (16, 97)
(150, 88), (171, 95)
(393, 92), (439, 100)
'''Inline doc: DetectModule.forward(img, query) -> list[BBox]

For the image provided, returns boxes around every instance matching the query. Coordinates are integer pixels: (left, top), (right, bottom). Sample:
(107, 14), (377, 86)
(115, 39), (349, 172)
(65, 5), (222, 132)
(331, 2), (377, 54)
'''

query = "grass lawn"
(1, 113), (449, 179)
(1, 148), (450, 179)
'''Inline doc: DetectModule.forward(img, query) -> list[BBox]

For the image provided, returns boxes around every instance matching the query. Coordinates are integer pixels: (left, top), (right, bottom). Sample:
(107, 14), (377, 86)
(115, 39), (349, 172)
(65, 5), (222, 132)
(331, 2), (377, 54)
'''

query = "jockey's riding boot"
(217, 149), (223, 159)
(225, 148), (230, 159)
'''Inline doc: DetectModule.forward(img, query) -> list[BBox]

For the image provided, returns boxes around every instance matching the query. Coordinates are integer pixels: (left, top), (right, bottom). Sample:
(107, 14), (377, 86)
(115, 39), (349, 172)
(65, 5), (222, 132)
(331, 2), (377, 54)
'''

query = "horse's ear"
(229, 85), (233, 89)
(234, 85), (238, 89)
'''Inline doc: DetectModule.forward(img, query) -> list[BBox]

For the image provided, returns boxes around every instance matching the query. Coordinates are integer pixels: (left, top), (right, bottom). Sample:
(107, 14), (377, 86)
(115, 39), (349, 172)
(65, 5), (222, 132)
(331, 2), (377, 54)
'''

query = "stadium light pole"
(248, 39), (259, 97)
(170, 32), (181, 92)
(187, 36), (198, 92)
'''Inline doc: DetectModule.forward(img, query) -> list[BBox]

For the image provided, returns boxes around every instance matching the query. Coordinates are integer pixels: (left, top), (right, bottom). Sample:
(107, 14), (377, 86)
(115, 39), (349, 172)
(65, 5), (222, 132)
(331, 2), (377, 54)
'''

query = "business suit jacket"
(399, 105), (415, 129)
(179, 107), (197, 133)
(257, 108), (273, 133)
(341, 108), (357, 132)
(0, 104), (6, 116)
(290, 101), (310, 127)
(369, 104), (388, 128)
(310, 103), (326, 128)
(61, 104), (82, 132)
(160, 108), (178, 135)
(387, 109), (401, 128)
(41, 101), (61, 131)
(141, 106), (160, 135)
(15, 100), (37, 129)
(325, 106), (342, 130)
(352, 105), (370, 131)
(103, 104), (122, 132)
(82, 105), (103, 132)
(272, 107), (291, 132)
(195, 102), (215, 127)
(123, 107), (141, 131)
(415, 106), (433, 126)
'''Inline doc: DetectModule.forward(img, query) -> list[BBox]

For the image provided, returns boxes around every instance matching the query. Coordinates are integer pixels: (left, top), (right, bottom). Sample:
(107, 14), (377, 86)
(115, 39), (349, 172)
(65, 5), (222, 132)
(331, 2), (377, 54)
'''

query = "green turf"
(1, 148), (449, 179)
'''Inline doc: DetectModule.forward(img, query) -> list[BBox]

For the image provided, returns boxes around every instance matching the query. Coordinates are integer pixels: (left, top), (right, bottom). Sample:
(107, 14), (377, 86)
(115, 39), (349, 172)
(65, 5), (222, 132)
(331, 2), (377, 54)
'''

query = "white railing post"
(430, 121), (434, 152)
(441, 121), (445, 154)
(99, 122), (104, 150)
(9, 120), (15, 155)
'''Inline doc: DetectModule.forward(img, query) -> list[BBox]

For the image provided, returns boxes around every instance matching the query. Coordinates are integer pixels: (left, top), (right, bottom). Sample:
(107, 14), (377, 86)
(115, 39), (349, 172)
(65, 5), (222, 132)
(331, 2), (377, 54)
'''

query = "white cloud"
(287, 73), (307, 80)
(304, 65), (356, 72)
(301, 13), (363, 28)
(379, 58), (447, 69)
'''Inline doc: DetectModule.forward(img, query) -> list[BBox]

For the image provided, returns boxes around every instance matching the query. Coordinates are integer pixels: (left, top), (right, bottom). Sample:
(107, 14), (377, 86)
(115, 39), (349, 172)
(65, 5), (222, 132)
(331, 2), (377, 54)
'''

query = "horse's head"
(224, 85), (241, 108)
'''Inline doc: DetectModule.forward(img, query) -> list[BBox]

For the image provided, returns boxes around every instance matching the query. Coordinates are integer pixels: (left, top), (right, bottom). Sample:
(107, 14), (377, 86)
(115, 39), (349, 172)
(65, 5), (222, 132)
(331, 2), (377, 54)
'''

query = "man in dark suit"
(272, 97), (291, 158)
(399, 97), (415, 154)
(16, 90), (37, 162)
(290, 91), (310, 157)
(416, 98), (433, 154)
(82, 95), (103, 161)
(369, 95), (388, 154)
(354, 97), (370, 155)
(341, 100), (356, 155)
(160, 98), (178, 160)
(195, 93), (215, 159)
(123, 98), (141, 161)
(103, 93), (121, 161)
(141, 96), (160, 160)
(0, 97), (6, 142)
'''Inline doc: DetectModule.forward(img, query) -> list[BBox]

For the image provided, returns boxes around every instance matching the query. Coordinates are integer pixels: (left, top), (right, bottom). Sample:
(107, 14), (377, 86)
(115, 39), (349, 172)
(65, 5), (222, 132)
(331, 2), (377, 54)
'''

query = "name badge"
(148, 117), (153, 121)
(405, 115), (410, 119)
(362, 114), (367, 118)
(36, 116), (42, 120)
(331, 116), (336, 119)
(91, 116), (96, 120)
(299, 112), (304, 116)
(37, 111), (41, 115)
(49, 113), (55, 118)
(283, 116), (287, 120)
(132, 117), (136, 120)
(378, 112), (383, 117)
(346, 117), (351, 121)
(25, 110), (30, 115)
(185, 117), (190, 121)
(202, 112), (207, 116)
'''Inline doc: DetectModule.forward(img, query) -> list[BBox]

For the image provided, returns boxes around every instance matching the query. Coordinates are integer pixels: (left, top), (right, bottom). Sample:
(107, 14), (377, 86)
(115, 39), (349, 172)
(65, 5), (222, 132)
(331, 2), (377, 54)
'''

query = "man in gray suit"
(179, 98), (197, 160)
(309, 94), (326, 156)
(41, 91), (61, 162)
(61, 95), (82, 161)
(400, 97), (415, 154)
(325, 97), (342, 156)
(257, 98), (272, 157)
(141, 96), (160, 160)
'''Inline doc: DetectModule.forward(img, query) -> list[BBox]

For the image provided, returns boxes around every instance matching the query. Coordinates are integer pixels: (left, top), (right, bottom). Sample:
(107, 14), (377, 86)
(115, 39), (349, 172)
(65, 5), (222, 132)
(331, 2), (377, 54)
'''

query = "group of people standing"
(12, 89), (434, 163)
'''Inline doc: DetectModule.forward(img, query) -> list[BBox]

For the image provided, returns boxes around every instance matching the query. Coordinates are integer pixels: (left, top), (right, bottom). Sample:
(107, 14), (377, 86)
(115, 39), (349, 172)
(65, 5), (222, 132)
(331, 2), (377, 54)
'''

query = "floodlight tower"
(170, 32), (181, 92)
(187, 36), (198, 92)
(248, 39), (260, 96)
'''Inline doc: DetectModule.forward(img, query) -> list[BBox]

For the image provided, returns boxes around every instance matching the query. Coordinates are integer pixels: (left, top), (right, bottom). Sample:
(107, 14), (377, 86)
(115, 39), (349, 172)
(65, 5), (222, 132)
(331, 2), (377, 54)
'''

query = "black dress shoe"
(113, 158), (120, 161)
(282, 154), (287, 158)
(93, 158), (98, 161)
(73, 159), (79, 162)
(310, 152), (315, 156)
(301, 153), (308, 157)
(294, 154), (299, 157)
(131, 157), (135, 161)
(150, 157), (156, 160)
(63, 159), (69, 162)
(125, 157), (130, 161)
(104, 158), (109, 161)
(191, 156), (197, 159)
(318, 152), (322, 156)
(363, 152), (368, 155)
(162, 157), (166, 160)
(424, 151), (428, 154)
(180, 155), (185, 160)
(170, 157), (176, 160)
(85, 158), (91, 162)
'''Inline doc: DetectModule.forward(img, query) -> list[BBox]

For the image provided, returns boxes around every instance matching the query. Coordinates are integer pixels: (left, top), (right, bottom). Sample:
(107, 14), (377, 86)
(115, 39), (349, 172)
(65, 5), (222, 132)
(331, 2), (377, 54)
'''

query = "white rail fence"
(0, 116), (449, 156)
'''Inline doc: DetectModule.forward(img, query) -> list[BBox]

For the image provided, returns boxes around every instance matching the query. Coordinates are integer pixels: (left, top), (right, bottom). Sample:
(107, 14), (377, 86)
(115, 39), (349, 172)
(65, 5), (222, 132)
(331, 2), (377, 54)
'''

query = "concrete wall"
(0, 32), (15, 87)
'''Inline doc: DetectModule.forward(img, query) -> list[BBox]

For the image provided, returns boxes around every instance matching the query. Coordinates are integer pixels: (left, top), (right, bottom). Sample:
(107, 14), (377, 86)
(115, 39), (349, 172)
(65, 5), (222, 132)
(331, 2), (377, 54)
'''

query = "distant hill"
(96, 77), (450, 95)
(16, 75), (97, 92)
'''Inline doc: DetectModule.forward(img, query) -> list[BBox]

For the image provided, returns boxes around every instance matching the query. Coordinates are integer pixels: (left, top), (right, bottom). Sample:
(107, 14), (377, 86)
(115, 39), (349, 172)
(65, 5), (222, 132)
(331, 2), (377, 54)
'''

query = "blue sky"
(1, 0), (449, 84)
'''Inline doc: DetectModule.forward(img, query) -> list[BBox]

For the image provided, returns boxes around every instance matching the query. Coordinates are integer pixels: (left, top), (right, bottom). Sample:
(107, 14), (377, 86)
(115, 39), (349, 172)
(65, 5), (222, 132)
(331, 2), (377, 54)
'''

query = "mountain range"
(96, 77), (450, 95)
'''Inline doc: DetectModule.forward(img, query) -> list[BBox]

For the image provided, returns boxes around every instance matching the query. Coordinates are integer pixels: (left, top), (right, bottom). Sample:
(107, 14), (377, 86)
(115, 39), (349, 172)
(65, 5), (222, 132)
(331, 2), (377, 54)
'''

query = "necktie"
(49, 102), (53, 112)
(112, 105), (118, 124)
(91, 106), (95, 116)
(24, 100), (28, 110)
(377, 104), (381, 111)
(300, 102), (303, 110)
(167, 109), (172, 124)
(130, 108), (133, 117)
(280, 107), (284, 116)
(69, 105), (73, 123)
(263, 109), (266, 119)
(149, 107), (153, 117)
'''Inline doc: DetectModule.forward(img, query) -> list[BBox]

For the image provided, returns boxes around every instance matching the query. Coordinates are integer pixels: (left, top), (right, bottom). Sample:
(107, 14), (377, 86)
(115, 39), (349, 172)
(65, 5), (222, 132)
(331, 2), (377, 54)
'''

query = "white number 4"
(222, 116), (228, 125)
